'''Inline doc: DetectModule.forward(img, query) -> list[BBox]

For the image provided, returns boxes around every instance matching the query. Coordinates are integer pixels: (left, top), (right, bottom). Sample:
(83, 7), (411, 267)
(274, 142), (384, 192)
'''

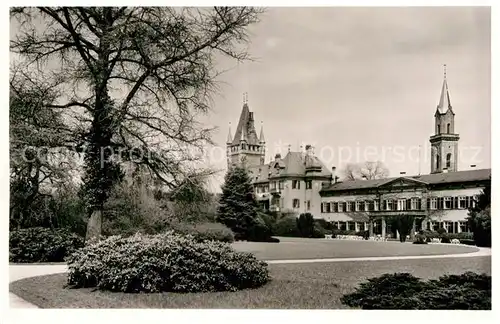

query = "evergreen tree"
(217, 166), (259, 240)
(387, 215), (415, 242)
(296, 213), (314, 237)
(467, 181), (491, 247)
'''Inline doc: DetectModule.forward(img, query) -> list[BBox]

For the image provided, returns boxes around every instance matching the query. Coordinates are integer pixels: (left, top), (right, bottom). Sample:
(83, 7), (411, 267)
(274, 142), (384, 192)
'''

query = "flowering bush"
(9, 227), (84, 263)
(66, 232), (270, 293)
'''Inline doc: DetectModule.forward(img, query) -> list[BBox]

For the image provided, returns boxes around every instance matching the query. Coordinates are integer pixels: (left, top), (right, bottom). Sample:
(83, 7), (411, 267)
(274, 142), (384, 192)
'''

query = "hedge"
(169, 221), (235, 243)
(9, 227), (84, 263)
(341, 272), (491, 309)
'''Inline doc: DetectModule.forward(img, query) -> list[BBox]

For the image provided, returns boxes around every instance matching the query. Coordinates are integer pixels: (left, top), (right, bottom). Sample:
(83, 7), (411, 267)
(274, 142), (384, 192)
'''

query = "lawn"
(10, 256), (490, 309)
(231, 237), (479, 260)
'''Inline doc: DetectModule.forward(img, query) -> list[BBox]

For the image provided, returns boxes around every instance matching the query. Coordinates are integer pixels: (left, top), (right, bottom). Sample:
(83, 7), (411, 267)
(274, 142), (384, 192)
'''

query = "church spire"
(259, 121), (265, 143)
(226, 122), (233, 144)
(437, 64), (452, 114)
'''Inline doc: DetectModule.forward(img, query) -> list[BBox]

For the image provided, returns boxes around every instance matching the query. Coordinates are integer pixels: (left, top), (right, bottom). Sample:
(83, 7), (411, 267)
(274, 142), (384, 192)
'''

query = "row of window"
(321, 196), (476, 213)
(256, 180), (314, 193)
(230, 144), (262, 152)
(426, 221), (470, 233)
(292, 180), (313, 189)
(332, 220), (469, 234)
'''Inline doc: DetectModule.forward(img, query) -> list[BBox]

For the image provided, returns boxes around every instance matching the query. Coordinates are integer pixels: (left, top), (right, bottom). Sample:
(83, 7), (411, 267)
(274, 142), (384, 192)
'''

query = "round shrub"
(311, 224), (326, 238)
(413, 234), (428, 245)
(440, 234), (451, 244)
(314, 219), (333, 231)
(460, 239), (476, 246)
(66, 232), (270, 293)
(422, 230), (439, 239)
(169, 221), (234, 243)
(355, 230), (370, 239)
(436, 228), (447, 235)
(9, 227), (84, 263)
(247, 216), (276, 242)
(274, 217), (300, 237)
(258, 212), (277, 234)
(454, 232), (474, 240)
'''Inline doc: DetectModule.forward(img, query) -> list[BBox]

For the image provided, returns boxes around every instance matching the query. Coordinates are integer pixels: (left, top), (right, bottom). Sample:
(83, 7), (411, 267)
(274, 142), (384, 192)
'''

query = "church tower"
(430, 65), (460, 173)
(227, 93), (266, 168)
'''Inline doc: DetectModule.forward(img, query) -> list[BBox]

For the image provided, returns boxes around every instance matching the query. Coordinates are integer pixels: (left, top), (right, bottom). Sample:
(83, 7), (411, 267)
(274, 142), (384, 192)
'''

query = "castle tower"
(227, 93), (266, 168)
(430, 65), (460, 173)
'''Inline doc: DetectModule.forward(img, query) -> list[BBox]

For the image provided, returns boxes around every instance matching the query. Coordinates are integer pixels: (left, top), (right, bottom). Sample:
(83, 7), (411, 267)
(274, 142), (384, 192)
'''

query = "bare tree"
(341, 161), (389, 181)
(10, 7), (264, 239)
(342, 163), (359, 181)
(359, 161), (389, 180)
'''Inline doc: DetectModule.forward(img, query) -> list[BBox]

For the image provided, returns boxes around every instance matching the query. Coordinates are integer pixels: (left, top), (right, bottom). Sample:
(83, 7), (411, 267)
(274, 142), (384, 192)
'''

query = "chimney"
(275, 153), (281, 161)
(332, 166), (337, 183)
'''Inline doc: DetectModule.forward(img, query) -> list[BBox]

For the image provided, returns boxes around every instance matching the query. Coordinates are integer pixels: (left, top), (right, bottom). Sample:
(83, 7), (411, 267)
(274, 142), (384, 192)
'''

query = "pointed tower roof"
(240, 121), (247, 142)
(259, 121), (265, 143)
(232, 96), (259, 145)
(437, 65), (452, 114)
(226, 122), (233, 144)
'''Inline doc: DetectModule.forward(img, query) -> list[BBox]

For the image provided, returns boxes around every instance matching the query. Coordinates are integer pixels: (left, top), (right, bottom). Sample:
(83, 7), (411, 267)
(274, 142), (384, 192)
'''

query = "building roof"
(248, 151), (332, 183)
(413, 168), (491, 184)
(249, 163), (270, 183)
(232, 103), (259, 145)
(321, 168), (491, 192)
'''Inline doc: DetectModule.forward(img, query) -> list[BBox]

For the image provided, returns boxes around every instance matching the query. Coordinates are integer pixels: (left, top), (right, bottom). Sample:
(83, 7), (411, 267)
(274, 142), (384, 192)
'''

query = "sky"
(8, 7), (491, 193)
(202, 7), (491, 192)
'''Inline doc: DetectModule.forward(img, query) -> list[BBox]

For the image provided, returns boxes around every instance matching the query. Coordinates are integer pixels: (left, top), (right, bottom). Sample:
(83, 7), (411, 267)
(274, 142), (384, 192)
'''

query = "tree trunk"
(85, 209), (102, 241)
